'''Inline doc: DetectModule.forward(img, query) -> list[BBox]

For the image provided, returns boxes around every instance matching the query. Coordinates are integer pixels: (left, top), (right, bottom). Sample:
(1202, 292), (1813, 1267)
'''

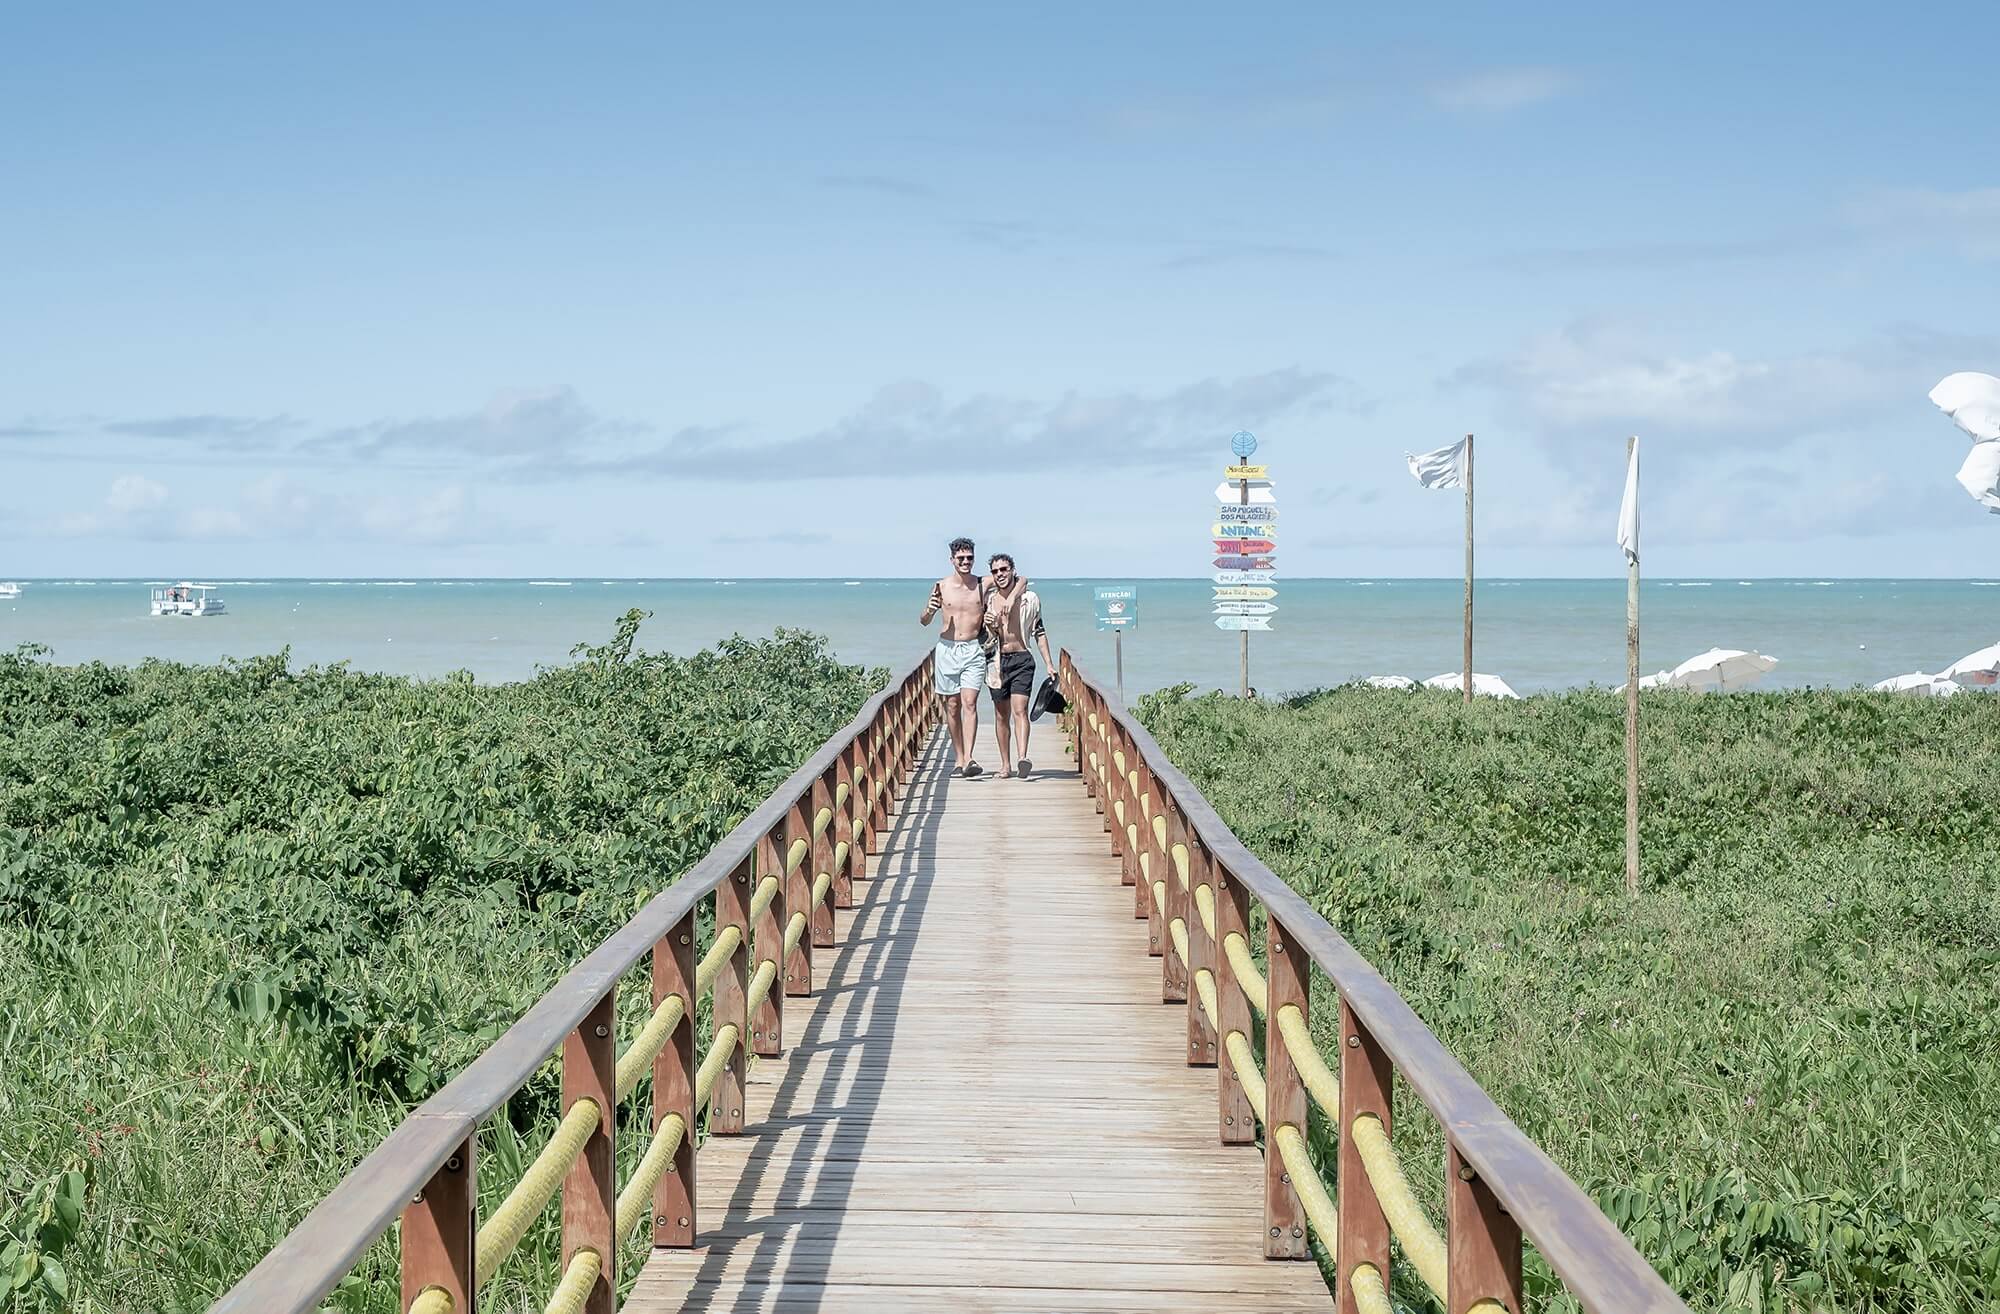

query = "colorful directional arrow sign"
(1212, 572), (1280, 585)
(1212, 522), (1279, 538)
(1212, 601), (1279, 615)
(1225, 463), (1268, 479)
(1214, 615), (1273, 631)
(1213, 556), (1276, 571)
(1213, 538), (1276, 555)
(1212, 584), (1279, 600)
(1216, 504), (1279, 523)
(1213, 480), (1276, 504)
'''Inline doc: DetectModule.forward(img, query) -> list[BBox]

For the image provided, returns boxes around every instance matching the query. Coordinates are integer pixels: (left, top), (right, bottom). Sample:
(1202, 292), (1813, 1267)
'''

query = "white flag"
(1931, 371), (2000, 442)
(1617, 438), (1640, 562)
(1405, 438), (1466, 489)
(1957, 440), (2000, 514)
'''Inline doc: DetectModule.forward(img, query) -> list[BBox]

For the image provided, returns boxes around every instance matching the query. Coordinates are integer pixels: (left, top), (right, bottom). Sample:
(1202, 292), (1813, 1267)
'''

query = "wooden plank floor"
(627, 722), (1331, 1312)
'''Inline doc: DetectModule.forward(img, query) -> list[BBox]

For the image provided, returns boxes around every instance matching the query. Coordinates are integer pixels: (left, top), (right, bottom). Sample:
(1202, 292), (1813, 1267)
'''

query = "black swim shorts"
(990, 650), (1036, 701)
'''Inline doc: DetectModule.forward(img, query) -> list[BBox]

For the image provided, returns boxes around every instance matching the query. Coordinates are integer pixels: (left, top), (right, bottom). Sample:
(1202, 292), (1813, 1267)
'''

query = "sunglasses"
(954, 554), (974, 562)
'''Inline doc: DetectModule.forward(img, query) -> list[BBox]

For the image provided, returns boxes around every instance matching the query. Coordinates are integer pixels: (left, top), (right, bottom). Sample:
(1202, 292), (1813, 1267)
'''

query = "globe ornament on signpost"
(1230, 430), (1258, 459)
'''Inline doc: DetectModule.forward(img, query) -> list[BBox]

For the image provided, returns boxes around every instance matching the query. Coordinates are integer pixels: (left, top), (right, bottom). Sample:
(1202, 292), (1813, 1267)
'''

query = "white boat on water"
(0, 582), (20, 599)
(150, 583), (227, 617)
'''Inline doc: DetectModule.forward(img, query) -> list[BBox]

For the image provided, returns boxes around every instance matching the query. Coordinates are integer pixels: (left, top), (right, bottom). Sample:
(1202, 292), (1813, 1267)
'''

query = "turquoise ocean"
(3, 578), (1995, 697)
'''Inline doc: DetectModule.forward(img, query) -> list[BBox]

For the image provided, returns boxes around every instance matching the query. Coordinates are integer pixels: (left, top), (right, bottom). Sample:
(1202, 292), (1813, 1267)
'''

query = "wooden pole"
(1624, 435), (1640, 898)
(1114, 629), (1124, 704)
(1463, 433), (1475, 705)
(1239, 475), (1250, 698)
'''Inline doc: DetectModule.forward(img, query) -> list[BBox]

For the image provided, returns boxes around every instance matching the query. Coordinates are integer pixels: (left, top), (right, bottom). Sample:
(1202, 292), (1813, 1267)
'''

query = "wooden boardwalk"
(628, 727), (1330, 1312)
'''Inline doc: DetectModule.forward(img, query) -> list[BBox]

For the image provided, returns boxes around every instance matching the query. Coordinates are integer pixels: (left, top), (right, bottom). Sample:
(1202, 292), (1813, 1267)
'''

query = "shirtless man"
(919, 536), (989, 777)
(982, 553), (1054, 779)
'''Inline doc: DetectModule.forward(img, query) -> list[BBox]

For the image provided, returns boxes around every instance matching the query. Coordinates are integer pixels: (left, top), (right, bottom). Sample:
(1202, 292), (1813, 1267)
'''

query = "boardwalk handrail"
(214, 651), (938, 1314)
(1058, 653), (1687, 1314)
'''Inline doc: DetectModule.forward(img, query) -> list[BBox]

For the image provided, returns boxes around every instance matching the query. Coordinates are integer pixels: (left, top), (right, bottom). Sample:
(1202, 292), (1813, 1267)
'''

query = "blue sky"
(5, 3), (1997, 578)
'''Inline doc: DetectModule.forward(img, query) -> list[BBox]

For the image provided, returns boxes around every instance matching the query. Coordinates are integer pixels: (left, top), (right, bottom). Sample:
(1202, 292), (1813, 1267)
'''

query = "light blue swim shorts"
(934, 638), (988, 694)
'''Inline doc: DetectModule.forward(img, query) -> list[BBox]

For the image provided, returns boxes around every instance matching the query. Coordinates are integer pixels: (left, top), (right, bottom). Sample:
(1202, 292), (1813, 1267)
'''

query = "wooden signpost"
(1215, 431), (1276, 695)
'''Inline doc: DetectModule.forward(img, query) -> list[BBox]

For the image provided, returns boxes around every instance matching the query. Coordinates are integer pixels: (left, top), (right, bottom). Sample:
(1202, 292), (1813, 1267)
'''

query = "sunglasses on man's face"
(954, 554), (974, 562)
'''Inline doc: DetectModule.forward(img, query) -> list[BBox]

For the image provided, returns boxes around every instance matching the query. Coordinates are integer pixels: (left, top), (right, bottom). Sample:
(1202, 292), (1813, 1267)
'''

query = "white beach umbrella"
(1661, 647), (1777, 692)
(1614, 670), (1673, 693)
(1955, 441), (2000, 514)
(1361, 675), (1418, 689)
(1939, 641), (2000, 687)
(1422, 672), (1521, 699)
(1872, 671), (1961, 696)
(1930, 371), (2000, 441)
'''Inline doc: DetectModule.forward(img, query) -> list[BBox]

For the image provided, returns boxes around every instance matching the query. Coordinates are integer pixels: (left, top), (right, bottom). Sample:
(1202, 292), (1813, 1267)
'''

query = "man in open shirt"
(982, 553), (1053, 779)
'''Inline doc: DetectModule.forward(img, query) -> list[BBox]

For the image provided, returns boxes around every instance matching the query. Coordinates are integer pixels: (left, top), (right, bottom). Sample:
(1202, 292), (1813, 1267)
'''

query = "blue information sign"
(1094, 584), (1138, 631)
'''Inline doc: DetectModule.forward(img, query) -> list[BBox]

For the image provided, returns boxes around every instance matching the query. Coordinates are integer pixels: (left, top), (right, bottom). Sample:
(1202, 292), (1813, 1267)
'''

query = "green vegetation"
(1135, 684), (2000, 1313)
(0, 615), (883, 1312)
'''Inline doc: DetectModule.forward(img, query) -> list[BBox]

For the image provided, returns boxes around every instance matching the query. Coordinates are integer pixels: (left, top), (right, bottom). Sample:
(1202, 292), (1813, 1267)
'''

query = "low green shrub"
(0, 615), (884, 1311)
(1137, 684), (2000, 1313)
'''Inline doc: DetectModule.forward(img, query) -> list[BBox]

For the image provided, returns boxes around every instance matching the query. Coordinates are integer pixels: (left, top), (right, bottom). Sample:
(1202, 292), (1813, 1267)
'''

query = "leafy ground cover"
(1135, 684), (2000, 1313)
(0, 615), (883, 1312)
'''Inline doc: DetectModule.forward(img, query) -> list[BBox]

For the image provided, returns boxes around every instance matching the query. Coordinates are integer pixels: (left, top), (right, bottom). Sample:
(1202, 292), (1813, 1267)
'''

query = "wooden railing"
(212, 653), (938, 1314)
(1057, 652), (1688, 1314)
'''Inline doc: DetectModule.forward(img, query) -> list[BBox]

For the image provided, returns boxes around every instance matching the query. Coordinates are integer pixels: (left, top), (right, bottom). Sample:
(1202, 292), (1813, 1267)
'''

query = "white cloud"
(560, 368), (1359, 482)
(1450, 321), (1972, 443)
(309, 386), (638, 461)
(1429, 67), (1572, 113)
(1442, 321), (2000, 544)
(104, 474), (169, 515)
(1843, 186), (2000, 260)
(57, 474), (175, 536)
(244, 476), (533, 547)
(49, 473), (535, 547)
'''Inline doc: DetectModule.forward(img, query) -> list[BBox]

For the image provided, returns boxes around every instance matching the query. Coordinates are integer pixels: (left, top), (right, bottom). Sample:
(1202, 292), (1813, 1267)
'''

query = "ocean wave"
(528, 580), (572, 587)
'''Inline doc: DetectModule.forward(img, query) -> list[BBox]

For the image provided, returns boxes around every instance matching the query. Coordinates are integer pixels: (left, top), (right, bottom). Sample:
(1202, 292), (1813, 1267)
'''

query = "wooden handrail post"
(1450, 1143), (1525, 1314)
(1337, 1000), (1393, 1314)
(1164, 807), (1194, 1011)
(834, 746), (860, 900)
(1182, 833), (1219, 1067)
(858, 725), (880, 857)
(711, 865), (750, 1135)
(810, 771), (837, 943)
(1265, 917), (1310, 1259)
(1093, 701), (1113, 831)
(890, 684), (911, 793)
(753, 828), (786, 1053)
(651, 910), (697, 1248)
(1139, 760), (1166, 961)
(400, 1134), (474, 1313)
(868, 716), (890, 843)
(785, 800), (815, 994)
(1144, 764), (1168, 968)
(1214, 872), (1257, 1145)
(561, 993), (615, 1314)
(1106, 722), (1131, 879)
(1125, 741), (1150, 923)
